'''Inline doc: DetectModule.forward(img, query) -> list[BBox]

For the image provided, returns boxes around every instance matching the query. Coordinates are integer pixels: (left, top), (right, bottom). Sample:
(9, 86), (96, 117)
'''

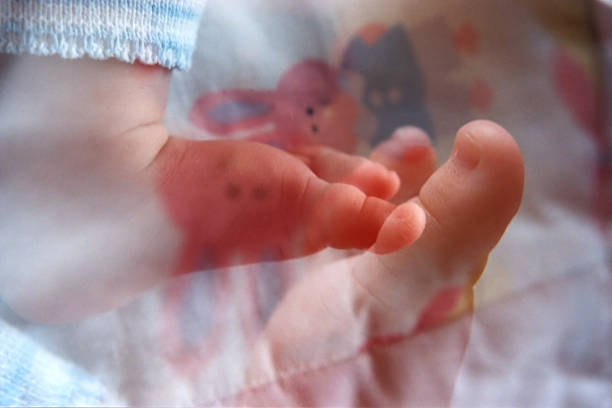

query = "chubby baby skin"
(0, 52), (525, 353)
(0, 54), (525, 405)
(153, 138), (423, 270)
(0, 56), (426, 321)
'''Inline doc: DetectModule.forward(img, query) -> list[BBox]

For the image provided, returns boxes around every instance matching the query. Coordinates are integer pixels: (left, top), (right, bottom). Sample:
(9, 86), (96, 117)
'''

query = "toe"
(303, 182), (396, 251)
(416, 120), (524, 258)
(370, 127), (437, 203)
(292, 145), (400, 199)
(371, 202), (426, 255)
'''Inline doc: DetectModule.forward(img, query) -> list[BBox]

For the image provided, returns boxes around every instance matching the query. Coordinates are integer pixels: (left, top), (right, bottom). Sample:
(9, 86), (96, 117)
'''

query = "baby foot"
(237, 120), (524, 406)
(150, 137), (422, 271)
(0, 50), (421, 323)
(0, 55), (422, 323)
(157, 141), (421, 377)
(0, 134), (418, 322)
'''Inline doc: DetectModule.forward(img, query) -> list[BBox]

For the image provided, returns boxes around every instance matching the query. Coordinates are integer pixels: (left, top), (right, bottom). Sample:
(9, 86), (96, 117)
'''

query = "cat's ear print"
(189, 90), (277, 135)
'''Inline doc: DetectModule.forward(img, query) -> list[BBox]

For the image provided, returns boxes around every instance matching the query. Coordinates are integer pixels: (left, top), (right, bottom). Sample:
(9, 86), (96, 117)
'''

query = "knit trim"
(0, 28), (195, 70)
(0, 1), (207, 70)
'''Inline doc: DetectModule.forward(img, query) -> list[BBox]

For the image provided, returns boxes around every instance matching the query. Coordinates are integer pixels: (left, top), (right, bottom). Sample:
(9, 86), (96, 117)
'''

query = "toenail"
(453, 131), (480, 169)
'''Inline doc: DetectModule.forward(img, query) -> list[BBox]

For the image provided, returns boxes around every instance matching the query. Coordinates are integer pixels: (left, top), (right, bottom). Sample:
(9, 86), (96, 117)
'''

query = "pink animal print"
(189, 59), (360, 153)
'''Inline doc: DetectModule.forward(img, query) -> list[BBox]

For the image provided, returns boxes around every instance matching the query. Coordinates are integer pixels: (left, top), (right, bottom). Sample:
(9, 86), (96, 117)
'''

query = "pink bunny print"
(189, 59), (360, 152)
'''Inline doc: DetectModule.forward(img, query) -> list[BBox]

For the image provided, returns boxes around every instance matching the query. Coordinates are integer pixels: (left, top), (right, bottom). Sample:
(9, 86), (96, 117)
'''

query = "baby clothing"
(0, 316), (108, 406)
(0, 0), (207, 70)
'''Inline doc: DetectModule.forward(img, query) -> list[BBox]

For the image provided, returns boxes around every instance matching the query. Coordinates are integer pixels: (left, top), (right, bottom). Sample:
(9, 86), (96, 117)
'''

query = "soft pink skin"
(0, 56), (526, 406)
(189, 60), (360, 152)
(155, 129), (434, 377)
(154, 131), (424, 376)
(153, 138), (421, 271)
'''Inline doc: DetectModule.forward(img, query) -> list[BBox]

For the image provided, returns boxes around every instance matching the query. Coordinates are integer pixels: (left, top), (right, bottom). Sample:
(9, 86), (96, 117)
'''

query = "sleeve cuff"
(0, 0), (207, 70)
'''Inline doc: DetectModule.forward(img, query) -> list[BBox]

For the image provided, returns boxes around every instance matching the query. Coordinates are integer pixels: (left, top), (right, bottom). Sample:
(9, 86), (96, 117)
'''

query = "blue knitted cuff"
(0, 0), (207, 70)
(0, 319), (110, 406)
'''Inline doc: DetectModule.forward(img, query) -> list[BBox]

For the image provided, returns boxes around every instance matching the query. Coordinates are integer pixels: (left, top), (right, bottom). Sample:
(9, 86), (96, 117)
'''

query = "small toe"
(292, 145), (400, 199)
(370, 127), (437, 203)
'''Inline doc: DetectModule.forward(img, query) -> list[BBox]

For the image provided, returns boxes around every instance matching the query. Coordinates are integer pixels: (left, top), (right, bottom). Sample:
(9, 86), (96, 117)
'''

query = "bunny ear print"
(189, 90), (276, 135)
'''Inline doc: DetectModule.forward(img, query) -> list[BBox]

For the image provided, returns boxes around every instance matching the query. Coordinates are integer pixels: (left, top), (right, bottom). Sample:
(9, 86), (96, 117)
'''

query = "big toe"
(416, 120), (524, 260)
(362, 120), (524, 308)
